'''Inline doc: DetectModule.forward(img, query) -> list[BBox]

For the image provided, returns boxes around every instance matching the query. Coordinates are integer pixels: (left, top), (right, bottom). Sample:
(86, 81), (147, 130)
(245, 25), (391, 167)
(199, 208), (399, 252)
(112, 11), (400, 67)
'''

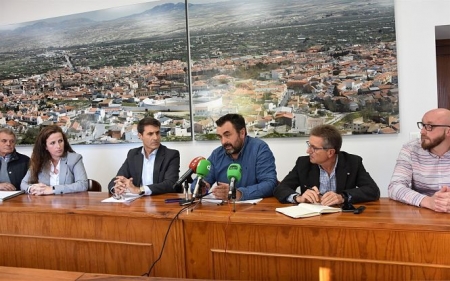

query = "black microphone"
(173, 156), (205, 190)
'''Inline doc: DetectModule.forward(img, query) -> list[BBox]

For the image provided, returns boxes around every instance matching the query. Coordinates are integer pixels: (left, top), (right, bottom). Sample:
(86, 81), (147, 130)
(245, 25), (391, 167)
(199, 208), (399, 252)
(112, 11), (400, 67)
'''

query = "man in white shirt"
(108, 117), (180, 196)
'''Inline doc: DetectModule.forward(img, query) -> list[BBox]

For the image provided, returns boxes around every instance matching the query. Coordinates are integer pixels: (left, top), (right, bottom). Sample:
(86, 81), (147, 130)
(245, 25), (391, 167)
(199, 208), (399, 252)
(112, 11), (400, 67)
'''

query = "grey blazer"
(20, 152), (88, 194)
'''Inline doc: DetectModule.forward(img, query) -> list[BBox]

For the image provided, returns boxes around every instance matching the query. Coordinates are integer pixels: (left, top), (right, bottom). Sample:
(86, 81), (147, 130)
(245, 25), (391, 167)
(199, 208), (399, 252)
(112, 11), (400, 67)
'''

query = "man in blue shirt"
(196, 114), (278, 201)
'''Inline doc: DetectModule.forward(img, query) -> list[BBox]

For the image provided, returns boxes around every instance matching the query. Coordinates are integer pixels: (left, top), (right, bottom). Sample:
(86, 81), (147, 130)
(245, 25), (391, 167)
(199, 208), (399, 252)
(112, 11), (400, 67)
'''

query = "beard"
(223, 140), (243, 156)
(421, 133), (446, 150)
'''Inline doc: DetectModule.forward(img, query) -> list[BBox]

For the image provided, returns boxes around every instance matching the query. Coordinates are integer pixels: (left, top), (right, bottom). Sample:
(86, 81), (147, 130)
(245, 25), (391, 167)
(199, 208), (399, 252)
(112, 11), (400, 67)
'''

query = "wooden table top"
(0, 266), (211, 281)
(1, 192), (450, 232)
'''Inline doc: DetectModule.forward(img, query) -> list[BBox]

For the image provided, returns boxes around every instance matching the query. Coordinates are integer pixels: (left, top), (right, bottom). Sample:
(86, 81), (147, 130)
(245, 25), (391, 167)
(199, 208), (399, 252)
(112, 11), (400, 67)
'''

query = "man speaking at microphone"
(108, 117), (180, 196)
(192, 114), (277, 201)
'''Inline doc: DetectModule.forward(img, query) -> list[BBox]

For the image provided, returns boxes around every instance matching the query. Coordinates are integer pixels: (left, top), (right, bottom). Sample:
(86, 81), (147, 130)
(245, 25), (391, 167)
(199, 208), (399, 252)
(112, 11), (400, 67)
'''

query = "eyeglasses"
(306, 141), (330, 153)
(417, 122), (450, 131)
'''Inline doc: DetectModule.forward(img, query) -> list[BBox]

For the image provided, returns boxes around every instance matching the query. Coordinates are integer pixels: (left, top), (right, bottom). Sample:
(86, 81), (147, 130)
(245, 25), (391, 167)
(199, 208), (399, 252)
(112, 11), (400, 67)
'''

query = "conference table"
(1, 192), (450, 280)
(0, 266), (210, 281)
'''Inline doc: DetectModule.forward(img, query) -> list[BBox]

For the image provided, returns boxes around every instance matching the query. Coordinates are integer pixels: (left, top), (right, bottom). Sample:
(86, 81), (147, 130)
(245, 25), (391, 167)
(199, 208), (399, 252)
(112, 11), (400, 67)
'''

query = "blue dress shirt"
(194, 135), (278, 201)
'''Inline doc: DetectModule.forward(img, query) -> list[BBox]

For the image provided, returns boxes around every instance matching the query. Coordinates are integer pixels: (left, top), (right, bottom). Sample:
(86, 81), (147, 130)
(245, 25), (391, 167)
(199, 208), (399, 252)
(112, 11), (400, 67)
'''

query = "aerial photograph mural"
(0, 0), (397, 144)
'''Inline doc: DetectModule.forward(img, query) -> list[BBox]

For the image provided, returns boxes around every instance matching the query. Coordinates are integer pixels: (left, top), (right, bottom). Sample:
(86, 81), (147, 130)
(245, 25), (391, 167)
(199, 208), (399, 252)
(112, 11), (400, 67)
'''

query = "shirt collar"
(141, 147), (158, 159)
(318, 155), (339, 174)
(0, 154), (12, 161)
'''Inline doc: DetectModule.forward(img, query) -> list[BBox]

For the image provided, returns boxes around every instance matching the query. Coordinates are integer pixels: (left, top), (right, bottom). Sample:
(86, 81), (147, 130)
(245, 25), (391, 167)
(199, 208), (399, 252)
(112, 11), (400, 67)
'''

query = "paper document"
(101, 192), (143, 203)
(276, 203), (341, 218)
(0, 190), (24, 201)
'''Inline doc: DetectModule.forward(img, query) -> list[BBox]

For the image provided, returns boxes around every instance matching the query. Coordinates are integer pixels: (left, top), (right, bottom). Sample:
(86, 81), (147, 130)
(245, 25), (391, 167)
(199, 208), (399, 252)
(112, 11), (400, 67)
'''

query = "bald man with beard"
(389, 108), (450, 212)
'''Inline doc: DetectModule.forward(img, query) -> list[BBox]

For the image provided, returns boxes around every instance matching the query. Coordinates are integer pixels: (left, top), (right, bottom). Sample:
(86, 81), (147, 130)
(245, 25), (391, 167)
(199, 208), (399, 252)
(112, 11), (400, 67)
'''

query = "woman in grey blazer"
(21, 125), (88, 195)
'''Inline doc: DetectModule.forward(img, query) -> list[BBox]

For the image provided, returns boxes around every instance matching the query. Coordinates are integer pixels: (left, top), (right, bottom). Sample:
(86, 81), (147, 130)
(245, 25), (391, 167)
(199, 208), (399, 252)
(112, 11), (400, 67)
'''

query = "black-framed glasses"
(306, 141), (330, 153)
(417, 122), (450, 131)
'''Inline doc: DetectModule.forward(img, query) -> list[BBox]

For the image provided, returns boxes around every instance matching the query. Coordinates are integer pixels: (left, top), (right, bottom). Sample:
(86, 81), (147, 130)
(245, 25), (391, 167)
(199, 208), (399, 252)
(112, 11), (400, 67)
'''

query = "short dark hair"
(216, 114), (246, 134)
(310, 124), (342, 153)
(137, 117), (161, 134)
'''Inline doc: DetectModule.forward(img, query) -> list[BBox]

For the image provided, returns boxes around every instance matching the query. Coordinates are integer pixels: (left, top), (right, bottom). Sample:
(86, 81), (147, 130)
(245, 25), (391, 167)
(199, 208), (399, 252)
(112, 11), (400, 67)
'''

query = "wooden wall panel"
(183, 221), (450, 280)
(0, 193), (187, 277)
(210, 252), (450, 281)
(0, 236), (153, 275)
(436, 39), (450, 108)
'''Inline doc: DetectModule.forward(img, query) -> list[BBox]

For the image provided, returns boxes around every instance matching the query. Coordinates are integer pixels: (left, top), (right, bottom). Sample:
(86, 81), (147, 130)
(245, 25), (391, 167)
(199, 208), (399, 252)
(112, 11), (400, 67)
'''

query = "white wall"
(1, 0), (449, 195)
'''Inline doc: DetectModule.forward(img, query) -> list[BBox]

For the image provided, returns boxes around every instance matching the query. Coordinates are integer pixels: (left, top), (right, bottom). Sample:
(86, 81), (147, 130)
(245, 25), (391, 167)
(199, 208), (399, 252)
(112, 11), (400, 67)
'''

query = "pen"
(307, 187), (322, 203)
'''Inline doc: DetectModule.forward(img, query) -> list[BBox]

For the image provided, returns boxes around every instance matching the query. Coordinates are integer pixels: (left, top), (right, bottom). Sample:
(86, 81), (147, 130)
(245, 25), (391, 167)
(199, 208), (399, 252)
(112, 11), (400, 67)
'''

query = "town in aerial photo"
(0, 0), (398, 144)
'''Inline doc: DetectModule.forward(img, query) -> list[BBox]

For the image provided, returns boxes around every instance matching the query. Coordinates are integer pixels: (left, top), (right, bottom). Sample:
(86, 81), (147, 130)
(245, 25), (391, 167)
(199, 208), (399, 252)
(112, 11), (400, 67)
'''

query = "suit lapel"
(308, 165), (321, 188)
(335, 153), (348, 193)
(153, 146), (165, 183)
(58, 156), (68, 184)
(135, 149), (144, 186)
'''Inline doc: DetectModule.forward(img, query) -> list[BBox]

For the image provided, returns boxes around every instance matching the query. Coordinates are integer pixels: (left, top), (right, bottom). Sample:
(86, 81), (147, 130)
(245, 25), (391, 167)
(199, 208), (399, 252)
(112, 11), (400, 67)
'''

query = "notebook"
(0, 190), (24, 201)
(276, 203), (341, 218)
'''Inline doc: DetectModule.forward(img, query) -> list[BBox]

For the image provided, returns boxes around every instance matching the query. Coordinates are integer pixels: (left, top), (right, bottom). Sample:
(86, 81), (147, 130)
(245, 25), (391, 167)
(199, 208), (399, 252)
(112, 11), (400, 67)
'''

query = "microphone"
(173, 156), (205, 190)
(192, 159), (211, 199)
(227, 163), (242, 200)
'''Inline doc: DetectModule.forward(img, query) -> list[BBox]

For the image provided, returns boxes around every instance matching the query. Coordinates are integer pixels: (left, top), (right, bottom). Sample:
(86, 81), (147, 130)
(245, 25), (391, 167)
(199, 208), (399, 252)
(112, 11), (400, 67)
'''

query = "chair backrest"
(88, 179), (102, 192)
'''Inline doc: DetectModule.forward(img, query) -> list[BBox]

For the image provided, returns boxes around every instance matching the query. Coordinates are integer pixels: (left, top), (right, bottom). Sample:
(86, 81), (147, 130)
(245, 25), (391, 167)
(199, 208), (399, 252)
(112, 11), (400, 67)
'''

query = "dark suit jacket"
(108, 145), (180, 195)
(3, 150), (30, 190)
(274, 151), (380, 204)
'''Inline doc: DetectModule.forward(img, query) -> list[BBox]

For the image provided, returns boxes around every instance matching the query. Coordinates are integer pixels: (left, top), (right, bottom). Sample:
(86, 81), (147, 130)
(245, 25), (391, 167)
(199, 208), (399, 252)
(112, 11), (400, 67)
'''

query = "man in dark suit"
(108, 117), (180, 196)
(274, 124), (379, 206)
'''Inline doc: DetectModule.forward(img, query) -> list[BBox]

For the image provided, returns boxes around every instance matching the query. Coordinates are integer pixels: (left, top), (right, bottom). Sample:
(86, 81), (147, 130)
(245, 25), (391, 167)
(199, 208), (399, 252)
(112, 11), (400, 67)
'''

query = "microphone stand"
(229, 179), (237, 212)
(192, 179), (205, 199)
(231, 187), (236, 212)
(190, 179), (212, 212)
(178, 179), (194, 206)
(191, 180), (198, 205)
(183, 180), (189, 202)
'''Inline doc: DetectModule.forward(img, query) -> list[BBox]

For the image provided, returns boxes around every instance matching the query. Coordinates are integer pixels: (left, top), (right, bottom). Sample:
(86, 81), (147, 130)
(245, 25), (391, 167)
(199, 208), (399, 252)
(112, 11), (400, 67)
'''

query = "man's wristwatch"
(293, 193), (300, 203)
(139, 186), (145, 195)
